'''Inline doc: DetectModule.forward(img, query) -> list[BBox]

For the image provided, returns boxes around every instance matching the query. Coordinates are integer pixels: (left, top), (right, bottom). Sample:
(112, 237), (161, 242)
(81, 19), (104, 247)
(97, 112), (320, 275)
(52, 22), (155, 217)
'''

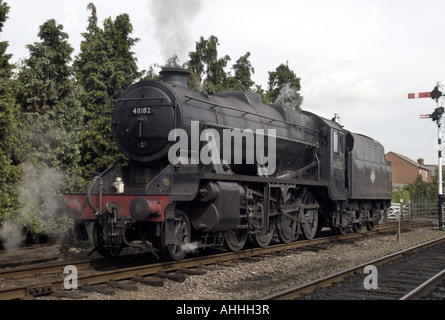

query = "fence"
(388, 201), (439, 220)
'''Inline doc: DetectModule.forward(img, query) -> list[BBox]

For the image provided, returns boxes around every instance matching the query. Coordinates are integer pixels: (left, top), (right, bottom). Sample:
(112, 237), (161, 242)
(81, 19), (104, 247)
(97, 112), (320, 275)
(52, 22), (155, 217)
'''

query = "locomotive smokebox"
(160, 67), (190, 89)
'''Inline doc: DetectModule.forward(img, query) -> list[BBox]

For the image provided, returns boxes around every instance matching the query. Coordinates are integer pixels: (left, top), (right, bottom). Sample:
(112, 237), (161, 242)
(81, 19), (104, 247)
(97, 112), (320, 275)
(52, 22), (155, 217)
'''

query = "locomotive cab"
(302, 111), (391, 234)
(306, 113), (348, 200)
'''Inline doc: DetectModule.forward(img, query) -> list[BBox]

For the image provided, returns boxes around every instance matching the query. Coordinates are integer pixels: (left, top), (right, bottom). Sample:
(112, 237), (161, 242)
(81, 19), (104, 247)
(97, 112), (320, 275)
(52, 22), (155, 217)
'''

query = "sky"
(2, 0), (445, 165)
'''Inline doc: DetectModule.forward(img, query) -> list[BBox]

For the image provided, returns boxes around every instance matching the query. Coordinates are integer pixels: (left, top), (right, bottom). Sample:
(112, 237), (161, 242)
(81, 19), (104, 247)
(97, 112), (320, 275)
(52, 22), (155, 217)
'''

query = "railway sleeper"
(79, 283), (115, 296)
(53, 290), (89, 299)
(155, 271), (186, 283)
(350, 287), (407, 296)
(178, 268), (207, 275)
(428, 292), (445, 299)
(107, 279), (138, 291)
(26, 284), (53, 297)
(340, 293), (395, 300)
(132, 275), (164, 287)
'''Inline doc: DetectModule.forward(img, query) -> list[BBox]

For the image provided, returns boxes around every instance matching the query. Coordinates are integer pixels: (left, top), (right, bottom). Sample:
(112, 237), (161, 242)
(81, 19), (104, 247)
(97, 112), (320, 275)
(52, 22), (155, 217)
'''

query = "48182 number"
(131, 107), (152, 115)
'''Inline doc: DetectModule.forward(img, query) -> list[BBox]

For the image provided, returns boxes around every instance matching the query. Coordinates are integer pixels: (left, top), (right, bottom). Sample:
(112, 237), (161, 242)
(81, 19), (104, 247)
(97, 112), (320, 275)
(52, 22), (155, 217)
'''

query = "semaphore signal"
(409, 82), (444, 231)
(408, 85), (443, 101)
(413, 83), (444, 123)
(408, 92), (433, 99)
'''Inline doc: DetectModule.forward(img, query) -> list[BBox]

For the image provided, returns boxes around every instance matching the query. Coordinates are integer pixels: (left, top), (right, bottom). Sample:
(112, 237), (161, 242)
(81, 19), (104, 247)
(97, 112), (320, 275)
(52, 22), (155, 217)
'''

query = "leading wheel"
(92, 221), (123, 258)
(161, 210), (192, 261)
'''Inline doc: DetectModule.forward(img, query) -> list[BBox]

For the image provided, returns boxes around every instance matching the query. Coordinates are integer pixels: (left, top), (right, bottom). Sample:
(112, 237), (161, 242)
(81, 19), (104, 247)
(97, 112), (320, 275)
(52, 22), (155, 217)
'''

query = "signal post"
(409, 83), (445, 231)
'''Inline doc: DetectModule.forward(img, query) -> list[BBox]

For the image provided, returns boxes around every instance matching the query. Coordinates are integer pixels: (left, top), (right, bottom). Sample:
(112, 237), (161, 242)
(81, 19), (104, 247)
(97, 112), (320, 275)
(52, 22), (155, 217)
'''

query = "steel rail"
(0, 220), (419, 282)
(0, 260), (94, 281)
(0, 222), (412, 280)
(261, 234), (445, 300)
(400, 268), (445, 300)
(0, 220), (432, 300)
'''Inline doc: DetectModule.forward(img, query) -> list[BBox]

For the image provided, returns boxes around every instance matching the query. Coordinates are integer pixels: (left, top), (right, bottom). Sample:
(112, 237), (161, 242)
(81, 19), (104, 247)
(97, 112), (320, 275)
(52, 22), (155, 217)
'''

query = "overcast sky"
(3, 0), (445, 165)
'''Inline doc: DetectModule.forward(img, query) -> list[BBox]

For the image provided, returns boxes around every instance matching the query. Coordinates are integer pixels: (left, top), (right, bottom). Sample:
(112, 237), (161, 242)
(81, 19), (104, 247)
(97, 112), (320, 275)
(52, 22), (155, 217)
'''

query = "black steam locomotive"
(62, 68), (392, 260)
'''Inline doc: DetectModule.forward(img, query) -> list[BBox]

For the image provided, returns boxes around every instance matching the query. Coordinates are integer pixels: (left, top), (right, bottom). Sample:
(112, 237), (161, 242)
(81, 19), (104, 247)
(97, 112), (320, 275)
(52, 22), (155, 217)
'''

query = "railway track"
(0, 220), (433, 300)
(262, 233), (445, 300)
(401, 268), (445, 300)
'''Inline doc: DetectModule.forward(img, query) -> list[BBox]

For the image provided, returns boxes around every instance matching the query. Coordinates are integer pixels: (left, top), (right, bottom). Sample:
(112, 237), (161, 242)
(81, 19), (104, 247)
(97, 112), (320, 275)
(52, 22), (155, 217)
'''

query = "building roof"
(386, 151), (429, 170)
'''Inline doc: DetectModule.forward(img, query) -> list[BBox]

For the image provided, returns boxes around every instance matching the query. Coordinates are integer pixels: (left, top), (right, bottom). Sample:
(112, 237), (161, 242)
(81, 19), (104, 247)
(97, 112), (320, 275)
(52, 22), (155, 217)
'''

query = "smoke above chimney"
(147, 0), (203, 62)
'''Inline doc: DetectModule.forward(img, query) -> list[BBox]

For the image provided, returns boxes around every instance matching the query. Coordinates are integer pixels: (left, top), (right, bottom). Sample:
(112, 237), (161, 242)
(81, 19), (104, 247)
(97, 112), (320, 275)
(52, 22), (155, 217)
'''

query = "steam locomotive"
(62, 68), (392, 260)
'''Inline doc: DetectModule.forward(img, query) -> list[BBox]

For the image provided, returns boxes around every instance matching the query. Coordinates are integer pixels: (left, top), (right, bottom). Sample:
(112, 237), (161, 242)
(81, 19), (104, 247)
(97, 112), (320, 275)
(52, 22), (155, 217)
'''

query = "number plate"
(130, 107), (153, 115)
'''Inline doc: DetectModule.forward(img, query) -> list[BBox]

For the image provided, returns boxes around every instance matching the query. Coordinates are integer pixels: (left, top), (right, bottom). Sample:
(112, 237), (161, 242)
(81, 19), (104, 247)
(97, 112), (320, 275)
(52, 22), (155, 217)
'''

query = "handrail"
(184, 94), (319, 135)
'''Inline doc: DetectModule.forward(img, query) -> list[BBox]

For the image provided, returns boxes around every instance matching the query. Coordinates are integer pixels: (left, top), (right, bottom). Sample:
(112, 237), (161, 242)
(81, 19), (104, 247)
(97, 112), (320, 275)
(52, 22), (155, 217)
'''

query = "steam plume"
(0, 164), (72, 250)
(0, 222), (26, 250)
(147, 0), (203, 62)
(275, 83), (304, 110)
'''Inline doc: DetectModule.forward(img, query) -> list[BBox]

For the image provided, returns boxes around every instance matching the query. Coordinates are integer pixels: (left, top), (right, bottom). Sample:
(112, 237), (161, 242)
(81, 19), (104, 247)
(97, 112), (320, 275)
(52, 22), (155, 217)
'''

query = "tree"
(0, 0), (12, 78)
(391, 189), (410, 203)
(187, 35), (231, 95)
(225, 52), (255, 92)
(404, 175), (437, 204)
(266, 62), (303, 110)
(75, 3), (141, 178)
(17, 19), (84, 190)
(5, 19), (84, 241)
(187, 38), (303, 109)
(0, 0), (22, 222)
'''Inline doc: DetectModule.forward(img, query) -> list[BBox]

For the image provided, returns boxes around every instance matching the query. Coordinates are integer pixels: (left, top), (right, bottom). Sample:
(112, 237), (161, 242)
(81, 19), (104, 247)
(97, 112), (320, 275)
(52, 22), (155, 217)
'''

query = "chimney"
(160, 67), (190, 89)
(417, 158), (425, 166)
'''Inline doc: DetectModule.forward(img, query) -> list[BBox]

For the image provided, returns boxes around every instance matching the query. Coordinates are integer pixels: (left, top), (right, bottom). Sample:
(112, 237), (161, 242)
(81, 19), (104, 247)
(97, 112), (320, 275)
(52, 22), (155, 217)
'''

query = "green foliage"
(14, 164), (73, 239)
(0, 1), (12, 78)
(74, 3), (141, 178)
(188, 35), (231, 95)
(0, 73), (21, 222)
(186, 36), (302, 110)
(17, 19), (84, 191)
(391, 189), (411, 203)
(225, 52), (255, 92)
(404, 175), (437, 204)
(266, 61), (303, 110)
(1, 18), (84, 243)
(187, 37), (257, 94)
(0, 0), (23, 222)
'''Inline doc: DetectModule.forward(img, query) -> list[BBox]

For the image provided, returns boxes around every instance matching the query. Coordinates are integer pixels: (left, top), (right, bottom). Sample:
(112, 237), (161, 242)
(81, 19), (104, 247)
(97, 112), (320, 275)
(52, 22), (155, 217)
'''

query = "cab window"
(333, 130), (343, 154)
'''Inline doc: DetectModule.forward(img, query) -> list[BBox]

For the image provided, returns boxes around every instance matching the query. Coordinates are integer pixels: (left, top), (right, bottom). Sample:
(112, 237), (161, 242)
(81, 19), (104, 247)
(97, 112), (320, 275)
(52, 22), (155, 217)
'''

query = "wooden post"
(397, 199), (402, 241)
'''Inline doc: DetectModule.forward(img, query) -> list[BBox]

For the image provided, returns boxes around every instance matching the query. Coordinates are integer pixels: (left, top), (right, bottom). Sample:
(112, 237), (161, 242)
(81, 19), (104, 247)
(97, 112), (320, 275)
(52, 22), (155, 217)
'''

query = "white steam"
(275, 83), (304, 110)
(0, 164), (72, 250)
(147, 0), (203, 62)
(0, 222), (26, 250)
(180, 242), (199, 254)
